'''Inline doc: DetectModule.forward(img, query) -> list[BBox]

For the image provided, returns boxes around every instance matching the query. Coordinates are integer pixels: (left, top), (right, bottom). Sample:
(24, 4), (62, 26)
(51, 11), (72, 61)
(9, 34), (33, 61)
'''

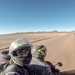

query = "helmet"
(9, 39), (32, 65)
(36, 45), (47, 61)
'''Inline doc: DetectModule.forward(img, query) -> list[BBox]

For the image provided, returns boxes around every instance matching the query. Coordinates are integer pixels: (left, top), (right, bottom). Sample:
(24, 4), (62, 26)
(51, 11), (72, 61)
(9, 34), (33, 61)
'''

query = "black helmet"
(36, 45), (47, 61)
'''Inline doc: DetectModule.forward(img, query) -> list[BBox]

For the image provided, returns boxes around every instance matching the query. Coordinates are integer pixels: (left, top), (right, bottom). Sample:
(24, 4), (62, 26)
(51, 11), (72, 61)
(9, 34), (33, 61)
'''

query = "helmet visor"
(11, 45), (31, 57)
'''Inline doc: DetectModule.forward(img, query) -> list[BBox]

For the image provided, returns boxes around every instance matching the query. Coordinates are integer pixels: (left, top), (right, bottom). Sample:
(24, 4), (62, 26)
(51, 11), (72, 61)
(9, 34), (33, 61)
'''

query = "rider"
(31, 45), (60, 75)
(30, 45), (52, 75)
(1, 39), (32, 75)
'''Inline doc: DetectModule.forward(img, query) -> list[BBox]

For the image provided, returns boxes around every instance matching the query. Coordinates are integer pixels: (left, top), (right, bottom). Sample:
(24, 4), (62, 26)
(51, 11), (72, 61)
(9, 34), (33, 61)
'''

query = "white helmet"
(9, 39), (32, 53)
(9, 39), (32, 65)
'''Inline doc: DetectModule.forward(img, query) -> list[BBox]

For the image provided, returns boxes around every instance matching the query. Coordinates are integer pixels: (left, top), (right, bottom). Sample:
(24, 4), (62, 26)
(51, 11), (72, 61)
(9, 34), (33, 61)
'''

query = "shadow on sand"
(60, 70), (75, 75)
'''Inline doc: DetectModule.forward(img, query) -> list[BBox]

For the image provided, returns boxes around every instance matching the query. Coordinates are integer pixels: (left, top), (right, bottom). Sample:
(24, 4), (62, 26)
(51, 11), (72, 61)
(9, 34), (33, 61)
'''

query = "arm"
(2, 64), (29, 75)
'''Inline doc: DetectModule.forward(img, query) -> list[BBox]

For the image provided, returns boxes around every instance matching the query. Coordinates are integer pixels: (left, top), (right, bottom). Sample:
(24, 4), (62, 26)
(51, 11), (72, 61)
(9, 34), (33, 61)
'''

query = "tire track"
(32, 33), (69, 44)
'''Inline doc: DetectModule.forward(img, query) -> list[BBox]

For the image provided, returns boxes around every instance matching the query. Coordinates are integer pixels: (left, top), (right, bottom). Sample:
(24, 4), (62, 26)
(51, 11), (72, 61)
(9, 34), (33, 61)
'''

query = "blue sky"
(0, 0), (75, 34)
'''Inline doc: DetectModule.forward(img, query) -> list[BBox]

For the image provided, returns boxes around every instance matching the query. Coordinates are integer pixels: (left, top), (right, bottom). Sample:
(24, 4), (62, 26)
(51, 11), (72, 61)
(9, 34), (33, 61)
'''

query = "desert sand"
(0, 32), (75, 72)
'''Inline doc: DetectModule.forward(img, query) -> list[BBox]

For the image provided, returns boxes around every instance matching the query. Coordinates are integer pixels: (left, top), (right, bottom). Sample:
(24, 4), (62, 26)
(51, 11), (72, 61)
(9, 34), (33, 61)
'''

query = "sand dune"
(0, 32), (75, 71)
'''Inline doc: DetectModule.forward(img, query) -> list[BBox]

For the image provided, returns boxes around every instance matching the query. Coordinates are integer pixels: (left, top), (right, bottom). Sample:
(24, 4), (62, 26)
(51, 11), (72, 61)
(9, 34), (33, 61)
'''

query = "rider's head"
(9, 39), (32, 66)
(36, 45), (47, 61)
